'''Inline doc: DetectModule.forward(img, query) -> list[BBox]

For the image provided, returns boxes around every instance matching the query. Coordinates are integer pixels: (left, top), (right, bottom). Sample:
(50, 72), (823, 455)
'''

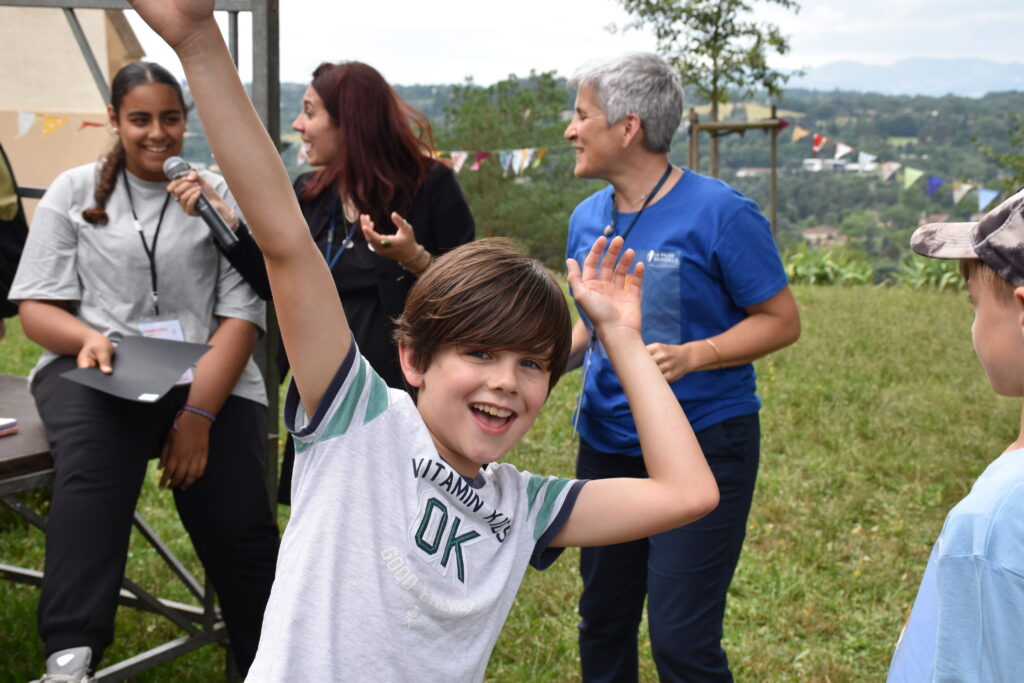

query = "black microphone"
(163, 156), (239, 250)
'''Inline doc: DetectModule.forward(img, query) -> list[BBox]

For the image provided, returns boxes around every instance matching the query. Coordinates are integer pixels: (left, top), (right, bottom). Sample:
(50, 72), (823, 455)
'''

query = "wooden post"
(770, 105), (778, 235)
(709, 102), (719, 178)
(688, 108), (699, 172)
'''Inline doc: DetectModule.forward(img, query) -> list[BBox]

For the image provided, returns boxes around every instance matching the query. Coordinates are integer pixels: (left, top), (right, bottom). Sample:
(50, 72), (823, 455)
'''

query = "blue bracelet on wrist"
(174, 404), (217, 429)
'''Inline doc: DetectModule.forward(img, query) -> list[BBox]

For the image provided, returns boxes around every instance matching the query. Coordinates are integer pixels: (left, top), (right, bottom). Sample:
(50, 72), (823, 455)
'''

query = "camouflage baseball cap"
(910, 187), (1024, 287)
(913, 185), (1024, 286)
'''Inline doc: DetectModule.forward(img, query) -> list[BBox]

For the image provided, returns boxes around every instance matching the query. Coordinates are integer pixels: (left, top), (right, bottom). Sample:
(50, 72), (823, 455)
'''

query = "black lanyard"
(604, 163), (673, 241)
(122, 168), (172, 315)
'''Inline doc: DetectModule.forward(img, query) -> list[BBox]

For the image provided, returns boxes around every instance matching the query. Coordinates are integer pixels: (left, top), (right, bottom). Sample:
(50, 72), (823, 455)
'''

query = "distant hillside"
(788, 58), (1024, 97)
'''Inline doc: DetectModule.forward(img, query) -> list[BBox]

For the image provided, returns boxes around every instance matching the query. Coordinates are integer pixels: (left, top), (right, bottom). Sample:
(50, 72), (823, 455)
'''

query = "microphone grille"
(163, 156), (191, 180)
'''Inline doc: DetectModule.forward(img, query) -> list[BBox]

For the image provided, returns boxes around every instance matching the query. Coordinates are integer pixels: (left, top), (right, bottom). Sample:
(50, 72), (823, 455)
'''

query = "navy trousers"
(576, 413), (760, 683)
(32, 356), (279, 676)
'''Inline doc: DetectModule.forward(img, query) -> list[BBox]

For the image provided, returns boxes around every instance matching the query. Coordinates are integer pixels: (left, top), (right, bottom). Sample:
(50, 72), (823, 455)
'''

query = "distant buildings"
(801, 159), (879, 174)
(801, 226), (848, 247)
(919, 213), (951, 226)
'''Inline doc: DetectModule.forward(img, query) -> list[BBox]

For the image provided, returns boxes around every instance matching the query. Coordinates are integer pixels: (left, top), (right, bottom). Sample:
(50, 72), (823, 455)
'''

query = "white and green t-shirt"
(247, 344), (584, 682)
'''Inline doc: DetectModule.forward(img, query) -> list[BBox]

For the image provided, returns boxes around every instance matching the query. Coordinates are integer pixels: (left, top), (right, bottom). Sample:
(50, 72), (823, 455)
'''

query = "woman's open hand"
(359, 212), (419, 263)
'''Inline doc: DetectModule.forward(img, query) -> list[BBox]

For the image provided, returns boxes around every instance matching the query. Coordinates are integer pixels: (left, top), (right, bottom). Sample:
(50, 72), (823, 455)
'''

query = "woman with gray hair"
(563, 52), (800, 682)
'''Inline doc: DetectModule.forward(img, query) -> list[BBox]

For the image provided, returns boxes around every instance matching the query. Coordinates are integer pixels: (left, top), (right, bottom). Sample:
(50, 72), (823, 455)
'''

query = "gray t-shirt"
(9, 162), (266, 404)
(247, 345), (583, 681)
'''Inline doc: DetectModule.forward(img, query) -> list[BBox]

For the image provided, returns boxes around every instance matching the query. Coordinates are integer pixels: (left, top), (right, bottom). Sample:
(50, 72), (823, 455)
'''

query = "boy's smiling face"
(400, 344), (552, 477)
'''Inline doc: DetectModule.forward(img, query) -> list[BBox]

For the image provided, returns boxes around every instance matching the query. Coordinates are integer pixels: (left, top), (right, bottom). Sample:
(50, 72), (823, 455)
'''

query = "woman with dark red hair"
(286, 61), (474, 385)
(175, 61), (475, 501)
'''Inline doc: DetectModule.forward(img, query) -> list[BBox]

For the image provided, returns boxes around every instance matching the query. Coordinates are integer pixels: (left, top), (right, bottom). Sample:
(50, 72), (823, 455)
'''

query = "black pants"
(32, 356), (279, 676)
(576, 413), (760, 683)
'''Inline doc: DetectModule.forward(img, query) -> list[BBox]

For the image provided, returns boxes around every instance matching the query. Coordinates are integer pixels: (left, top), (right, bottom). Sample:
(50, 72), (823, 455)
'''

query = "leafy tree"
(840, 210), (880, 238)
(436, 72), (602, 268)
(976, 112), (1024, 192)
(616, 0), (800, 175)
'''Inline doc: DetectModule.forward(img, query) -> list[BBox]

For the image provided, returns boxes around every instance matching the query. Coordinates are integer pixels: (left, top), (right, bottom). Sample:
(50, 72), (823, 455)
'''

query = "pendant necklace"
(324, 194), (356, 270)
(603, 163), (673, 240)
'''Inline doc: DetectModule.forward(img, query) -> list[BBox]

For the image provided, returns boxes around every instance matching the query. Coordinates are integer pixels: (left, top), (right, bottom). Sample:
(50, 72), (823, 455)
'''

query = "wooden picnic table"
(0, 373), (51, 490)
(0, 373), (237, 681)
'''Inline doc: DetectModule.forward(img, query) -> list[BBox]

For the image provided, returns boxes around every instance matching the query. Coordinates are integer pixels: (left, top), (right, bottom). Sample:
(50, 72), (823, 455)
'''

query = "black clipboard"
(61, 335), (211, 403)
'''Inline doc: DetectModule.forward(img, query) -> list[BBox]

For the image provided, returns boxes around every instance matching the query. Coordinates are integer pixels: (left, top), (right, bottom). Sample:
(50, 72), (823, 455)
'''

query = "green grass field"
(885, 137), (918, 148)
(1, 284), (1016, 681)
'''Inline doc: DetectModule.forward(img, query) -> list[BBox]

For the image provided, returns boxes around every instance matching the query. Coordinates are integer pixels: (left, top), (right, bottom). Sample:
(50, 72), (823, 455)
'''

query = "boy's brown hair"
(394, 238), (572, 398)
(959, 258), (1017, 299)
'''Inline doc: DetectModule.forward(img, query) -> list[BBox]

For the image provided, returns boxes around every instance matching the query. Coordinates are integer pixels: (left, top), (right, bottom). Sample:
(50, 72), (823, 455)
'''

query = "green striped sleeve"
(364, 369), (389, 423)
(294, 353), (391, 455)
(527, 475), (573, 541)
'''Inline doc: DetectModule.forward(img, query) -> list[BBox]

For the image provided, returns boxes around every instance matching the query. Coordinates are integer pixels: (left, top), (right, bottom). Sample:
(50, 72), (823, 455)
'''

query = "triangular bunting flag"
(857, 151), (877, 166)
(40, 116), (68, 137)
(791, 125), (810, 143)
(978, 186), (999, 211)
(17, 112), (39, 138)
(777, 119), (790, 132)
(531, 148), (548, 168)
(499, 150), (515, 175)
(834, 142), (853, 160)
(77, 120), (106, 132)
(811, 134), (830, 155)
(514, 148), (535, 174)
(881, 161), (902, 182)
(903, 167), (924, 189)
(450, 151), (468, 174)
(952, 182), (974, 205)
(469, 151), (491, 171)
(926, 175), (946, 197)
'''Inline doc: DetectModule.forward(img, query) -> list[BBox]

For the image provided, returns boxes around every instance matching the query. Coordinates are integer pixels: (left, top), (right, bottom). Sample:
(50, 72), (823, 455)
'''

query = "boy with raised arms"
(127, 1), (719, 680)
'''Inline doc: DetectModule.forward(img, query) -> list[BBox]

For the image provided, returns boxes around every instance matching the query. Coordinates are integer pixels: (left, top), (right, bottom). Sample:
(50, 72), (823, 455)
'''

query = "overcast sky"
(128, 0), (1024, 86)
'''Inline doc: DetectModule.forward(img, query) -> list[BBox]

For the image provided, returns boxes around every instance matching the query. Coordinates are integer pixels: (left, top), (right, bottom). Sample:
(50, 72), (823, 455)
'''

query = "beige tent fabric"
(0, 8), (143, 219)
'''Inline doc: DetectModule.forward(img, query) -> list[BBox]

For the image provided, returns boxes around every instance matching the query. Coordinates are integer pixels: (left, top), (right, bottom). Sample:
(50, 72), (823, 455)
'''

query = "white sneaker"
(29, 646), (94, 683)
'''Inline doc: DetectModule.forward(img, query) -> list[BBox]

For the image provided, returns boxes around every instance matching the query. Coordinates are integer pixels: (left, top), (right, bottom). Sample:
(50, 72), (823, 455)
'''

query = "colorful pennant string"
(978, 187), (999, 211)
(811, 134), (830, 155)
(952, 182), (974, 205)
(926, 175), (946, 197)
(904, 167), (924, 189)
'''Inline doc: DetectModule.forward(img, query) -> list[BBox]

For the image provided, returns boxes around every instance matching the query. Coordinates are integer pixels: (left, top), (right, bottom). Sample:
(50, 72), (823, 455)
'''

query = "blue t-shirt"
(888, 448), (1024, 682)
(566, 170), (787, 455)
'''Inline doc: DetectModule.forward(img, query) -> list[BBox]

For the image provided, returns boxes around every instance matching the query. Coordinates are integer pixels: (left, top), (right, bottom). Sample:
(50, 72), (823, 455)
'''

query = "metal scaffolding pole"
(0, 3), (281, 677)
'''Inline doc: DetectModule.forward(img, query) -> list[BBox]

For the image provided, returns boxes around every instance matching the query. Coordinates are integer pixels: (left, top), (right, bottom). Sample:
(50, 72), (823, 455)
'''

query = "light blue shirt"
(889, 448), (1024, 682)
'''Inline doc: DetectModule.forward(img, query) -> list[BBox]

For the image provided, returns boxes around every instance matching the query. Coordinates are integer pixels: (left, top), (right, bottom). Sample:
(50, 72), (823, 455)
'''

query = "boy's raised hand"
(567, 236), (644, 337)
(555, 235), (717, 548)
(127, 0), (215, 49)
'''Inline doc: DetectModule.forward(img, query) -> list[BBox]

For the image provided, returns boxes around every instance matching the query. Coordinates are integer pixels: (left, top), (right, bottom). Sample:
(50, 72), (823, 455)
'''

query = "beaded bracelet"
(174, 404), (217, 429)
(399, 245), (431, 272)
